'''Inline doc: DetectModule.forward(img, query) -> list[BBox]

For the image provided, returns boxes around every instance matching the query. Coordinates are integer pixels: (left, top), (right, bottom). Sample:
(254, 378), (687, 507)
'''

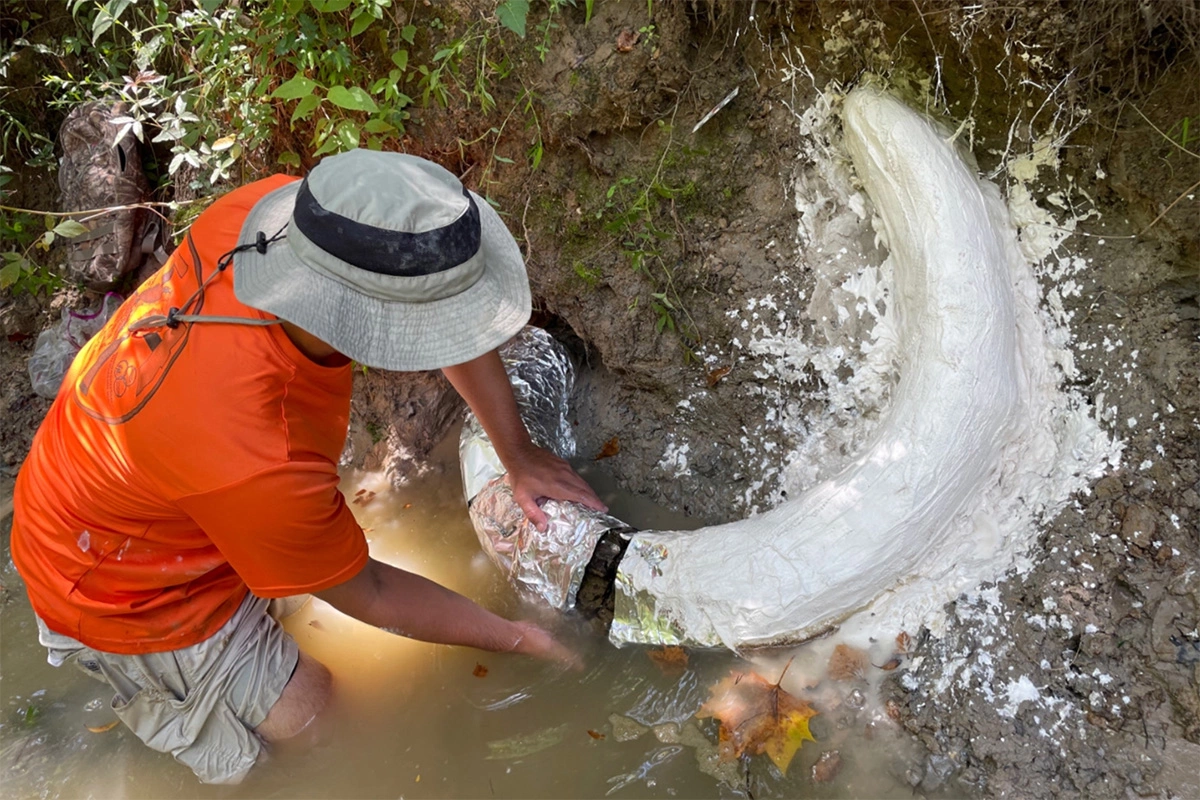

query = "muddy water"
(1, 432), (937, 798)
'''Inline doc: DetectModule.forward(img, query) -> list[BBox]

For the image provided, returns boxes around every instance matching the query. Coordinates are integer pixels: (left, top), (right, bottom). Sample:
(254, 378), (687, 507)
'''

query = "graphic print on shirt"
(74, 234), (204, 425)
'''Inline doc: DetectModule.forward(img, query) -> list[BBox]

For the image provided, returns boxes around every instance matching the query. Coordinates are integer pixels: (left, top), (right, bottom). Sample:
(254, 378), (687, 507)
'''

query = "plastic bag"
(28, 293), (123, 398)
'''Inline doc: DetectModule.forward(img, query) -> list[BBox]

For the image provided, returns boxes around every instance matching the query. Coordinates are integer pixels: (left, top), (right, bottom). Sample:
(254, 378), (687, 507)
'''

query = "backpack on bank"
(57, 100), (168, 289)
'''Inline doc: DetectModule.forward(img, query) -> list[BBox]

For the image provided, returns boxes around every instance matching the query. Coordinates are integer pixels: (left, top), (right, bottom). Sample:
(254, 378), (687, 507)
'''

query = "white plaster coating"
(616, 87), (1020, 647)
(613, 86), (1121, 649)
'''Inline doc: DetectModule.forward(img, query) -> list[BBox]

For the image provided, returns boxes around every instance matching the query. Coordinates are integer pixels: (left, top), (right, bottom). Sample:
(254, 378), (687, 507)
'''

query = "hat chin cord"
(128, 227), (288, 333)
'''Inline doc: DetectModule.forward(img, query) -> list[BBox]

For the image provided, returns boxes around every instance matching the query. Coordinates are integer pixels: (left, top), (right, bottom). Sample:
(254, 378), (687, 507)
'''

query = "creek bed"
(1, 429), (941, 798)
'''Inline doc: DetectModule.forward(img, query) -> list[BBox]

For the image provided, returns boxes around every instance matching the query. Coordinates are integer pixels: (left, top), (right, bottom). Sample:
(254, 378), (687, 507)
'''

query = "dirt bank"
(2, 1), (1197, 797)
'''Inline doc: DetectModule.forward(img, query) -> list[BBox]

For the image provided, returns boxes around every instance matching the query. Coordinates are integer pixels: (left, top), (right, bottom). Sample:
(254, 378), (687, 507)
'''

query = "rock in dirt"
(1093, 475), (1123, 500)
(1120, 504), (1157, 548)
(0, 294), (42, 338)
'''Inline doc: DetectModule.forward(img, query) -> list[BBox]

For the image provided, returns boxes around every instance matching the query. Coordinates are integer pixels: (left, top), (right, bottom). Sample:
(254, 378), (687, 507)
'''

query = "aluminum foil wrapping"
(460, 326), (576, 503)
(610, 539), (721, 648)
(458, 326), (719, 641)
(460, 326), (623, 611)
(469, 479), (627, 610)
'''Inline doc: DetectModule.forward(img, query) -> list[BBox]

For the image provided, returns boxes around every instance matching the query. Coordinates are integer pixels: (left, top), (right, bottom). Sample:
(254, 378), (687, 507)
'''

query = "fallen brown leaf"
(896, 631), (912, 654)
(827, 644), (868, 681)
(473, 663), (489, 678)
(594, 436), (620, 460)
(352, 490), (376, 506)
(706, 366), (731, 387)
(616, 29), (639, 52)
(647, 645), (689, 677)
(875, 656), (902, 671)
(812, 750), (841, 782)
(86, 720), (121, 733)
(403, 503), (412, 509)
(587, 729), (606, 740)
(885, 698), (903, 723)
(697, 659), (818, 775)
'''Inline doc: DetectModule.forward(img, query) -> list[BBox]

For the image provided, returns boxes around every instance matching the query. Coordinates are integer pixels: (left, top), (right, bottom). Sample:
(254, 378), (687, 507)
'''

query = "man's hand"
(442, 348), (607, 531)
(506, 444), (607, 531)
(508, 620), (583, 669)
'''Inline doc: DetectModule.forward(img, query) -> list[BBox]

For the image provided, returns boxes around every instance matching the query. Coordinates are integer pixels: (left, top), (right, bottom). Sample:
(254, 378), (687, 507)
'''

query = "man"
(11, 150), (605, 784)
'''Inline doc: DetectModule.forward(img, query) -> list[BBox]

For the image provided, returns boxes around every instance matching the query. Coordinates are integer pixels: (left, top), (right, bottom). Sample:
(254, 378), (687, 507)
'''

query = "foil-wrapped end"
(461, 326), (624, 612)
(469, 477), (628, 611)
(460, 326), (576, 503)
(609, 539), (723, 648)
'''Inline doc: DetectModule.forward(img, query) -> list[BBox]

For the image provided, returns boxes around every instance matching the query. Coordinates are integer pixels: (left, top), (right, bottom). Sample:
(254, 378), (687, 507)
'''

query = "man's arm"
(442, 348), (606, 530)
(315, 557), (577, 664)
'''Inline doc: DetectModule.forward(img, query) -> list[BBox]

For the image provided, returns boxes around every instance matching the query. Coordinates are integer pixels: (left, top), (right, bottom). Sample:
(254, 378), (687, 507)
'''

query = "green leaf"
(52, 219), (89, 238)
(350, 12), (374, 37)
(496, 0), (529, 38)
(400, 24), (416, 44)
(335, 120), (361, 150)
(494, 155), (514, 164)
(0, 261), (21, 289)
(529, 140), (543, 170)
(390, 49), (408, 70)
(585, 0), (593, 24)
(311, 0), (352, 11)
(291, 94), (322, 124)
(277, 151), (302, 167)
(327, 86), (378, 112)
(362, 118), (395, 134)
(92, 11), (114, 43)
(272, 74), (320, 100)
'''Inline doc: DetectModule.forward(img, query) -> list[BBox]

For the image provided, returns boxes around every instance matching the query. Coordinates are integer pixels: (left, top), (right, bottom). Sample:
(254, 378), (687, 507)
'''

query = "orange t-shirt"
(12, 175), (369, 655)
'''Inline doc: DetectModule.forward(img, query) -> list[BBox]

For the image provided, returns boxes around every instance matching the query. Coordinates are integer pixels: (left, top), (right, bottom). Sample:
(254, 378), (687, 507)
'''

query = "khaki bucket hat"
(233, 149), (531, 371)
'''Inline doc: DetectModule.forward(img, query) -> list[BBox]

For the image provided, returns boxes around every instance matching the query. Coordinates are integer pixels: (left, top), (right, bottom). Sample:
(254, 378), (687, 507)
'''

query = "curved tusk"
(610, 86), (1021, 649)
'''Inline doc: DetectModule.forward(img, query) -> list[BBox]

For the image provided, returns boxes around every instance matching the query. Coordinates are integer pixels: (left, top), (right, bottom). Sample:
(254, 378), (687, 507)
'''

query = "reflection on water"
(1, 431), (941, 798)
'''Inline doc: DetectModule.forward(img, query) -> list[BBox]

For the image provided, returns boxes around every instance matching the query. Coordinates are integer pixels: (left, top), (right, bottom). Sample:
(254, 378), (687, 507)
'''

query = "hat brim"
(232, 182), (532, 371)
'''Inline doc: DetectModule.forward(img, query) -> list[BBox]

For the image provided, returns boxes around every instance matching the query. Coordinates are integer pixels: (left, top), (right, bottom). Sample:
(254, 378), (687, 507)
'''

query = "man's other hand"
(506, 444), (607, 531)
(508, 619), (584, 669)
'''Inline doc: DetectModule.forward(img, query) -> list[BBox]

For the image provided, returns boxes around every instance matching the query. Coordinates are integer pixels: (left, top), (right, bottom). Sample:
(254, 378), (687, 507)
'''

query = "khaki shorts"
(37, 593), (300, 784)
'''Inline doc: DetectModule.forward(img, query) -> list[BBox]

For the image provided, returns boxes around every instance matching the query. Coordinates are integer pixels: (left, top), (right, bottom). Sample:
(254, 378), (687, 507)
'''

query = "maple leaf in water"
(696, 659), (818, 775)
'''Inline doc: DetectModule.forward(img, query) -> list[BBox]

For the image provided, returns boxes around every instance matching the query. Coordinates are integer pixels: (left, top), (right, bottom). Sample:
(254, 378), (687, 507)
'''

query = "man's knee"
(254, 651), (331, 743)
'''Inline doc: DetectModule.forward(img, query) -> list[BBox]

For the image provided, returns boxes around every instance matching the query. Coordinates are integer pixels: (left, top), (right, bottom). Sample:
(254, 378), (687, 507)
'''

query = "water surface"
(1, 431), (932, 798)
